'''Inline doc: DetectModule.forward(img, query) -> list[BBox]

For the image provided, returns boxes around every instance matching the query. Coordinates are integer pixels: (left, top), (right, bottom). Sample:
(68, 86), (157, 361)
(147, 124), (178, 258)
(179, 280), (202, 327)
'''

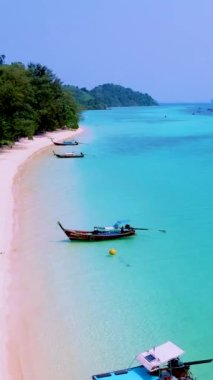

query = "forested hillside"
(91, 84), (157, 107)
(64, 83), (157, 110)
(0, 57), (79, 145)
(63, 85), (107, 110)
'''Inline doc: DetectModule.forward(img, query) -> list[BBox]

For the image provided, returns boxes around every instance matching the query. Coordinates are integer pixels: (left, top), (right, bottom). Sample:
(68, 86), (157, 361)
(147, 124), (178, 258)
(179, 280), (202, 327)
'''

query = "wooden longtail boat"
(50, 137), (79, 146)
(57, 222), (135, 241)
(92, 341), (213, 380)
(53, 151), (84, 158)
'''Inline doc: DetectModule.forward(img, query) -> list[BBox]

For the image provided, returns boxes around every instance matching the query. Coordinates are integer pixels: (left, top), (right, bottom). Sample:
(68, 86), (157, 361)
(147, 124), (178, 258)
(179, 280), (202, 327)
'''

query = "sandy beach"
(0, 128), (84, 380)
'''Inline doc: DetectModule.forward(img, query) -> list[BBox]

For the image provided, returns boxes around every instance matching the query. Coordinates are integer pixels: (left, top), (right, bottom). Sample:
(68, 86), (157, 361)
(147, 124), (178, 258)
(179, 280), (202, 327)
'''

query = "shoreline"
(0, 127), (85, 380)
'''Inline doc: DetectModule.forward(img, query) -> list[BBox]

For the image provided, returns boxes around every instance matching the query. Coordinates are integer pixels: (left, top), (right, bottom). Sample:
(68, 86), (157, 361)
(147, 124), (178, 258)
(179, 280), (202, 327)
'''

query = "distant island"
(64, 83), (158, 110)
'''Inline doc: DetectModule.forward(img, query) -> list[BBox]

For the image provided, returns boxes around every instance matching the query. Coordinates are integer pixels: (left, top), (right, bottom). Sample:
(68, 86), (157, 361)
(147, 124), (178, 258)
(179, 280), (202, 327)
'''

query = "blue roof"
(92, 366), (159, 380)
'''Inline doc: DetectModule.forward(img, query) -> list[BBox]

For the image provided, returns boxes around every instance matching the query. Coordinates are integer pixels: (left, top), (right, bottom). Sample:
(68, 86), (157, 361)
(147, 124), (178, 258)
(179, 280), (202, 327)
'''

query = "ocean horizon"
(11, 104), (213, 379)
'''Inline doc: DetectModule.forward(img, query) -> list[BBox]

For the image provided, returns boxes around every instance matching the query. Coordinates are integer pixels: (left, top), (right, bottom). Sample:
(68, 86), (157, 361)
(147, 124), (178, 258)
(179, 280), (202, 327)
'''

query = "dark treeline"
(0, 56), (79, 145)
(90, 83), (158, 108)
(64, 83), (158, 110)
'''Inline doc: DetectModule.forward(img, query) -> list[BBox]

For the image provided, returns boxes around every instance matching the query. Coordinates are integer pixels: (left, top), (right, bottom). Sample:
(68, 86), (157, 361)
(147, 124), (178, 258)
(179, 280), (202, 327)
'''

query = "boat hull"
(53, 141), (78, 146)
(53, 151), (84, 158)
(67, 230), (135, 241)
(58, 222), (135, 241)
(92, 365), (158, 379)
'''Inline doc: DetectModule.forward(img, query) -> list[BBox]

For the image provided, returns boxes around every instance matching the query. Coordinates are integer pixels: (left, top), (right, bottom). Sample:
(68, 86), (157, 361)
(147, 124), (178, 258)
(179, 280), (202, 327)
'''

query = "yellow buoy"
(109, 248), (117, 255)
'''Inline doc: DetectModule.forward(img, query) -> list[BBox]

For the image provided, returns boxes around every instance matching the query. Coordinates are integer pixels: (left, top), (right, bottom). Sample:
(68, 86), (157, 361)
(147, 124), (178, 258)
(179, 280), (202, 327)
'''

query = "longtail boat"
(57, 222), (135, 241)
(50, 137), (79, 146)
(92, 341), (213, 380)
(53, 151), (84, 158)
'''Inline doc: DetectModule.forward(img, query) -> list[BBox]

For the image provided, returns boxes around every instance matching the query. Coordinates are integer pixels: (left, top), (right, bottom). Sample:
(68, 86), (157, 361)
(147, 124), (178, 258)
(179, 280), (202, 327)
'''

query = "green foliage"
(27, 64), (79, 132)
(64, 83), (157, 110)
(63, 85), (107, 110)
(0, 62), (79, 144)
(0, 63), (36, 141)
(91, 84), (158, 107)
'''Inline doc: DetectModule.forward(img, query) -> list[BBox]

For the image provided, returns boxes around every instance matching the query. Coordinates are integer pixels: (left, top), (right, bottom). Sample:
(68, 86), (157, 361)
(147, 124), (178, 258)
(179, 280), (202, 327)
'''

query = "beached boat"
(53, 151), (84, 158)
(50, 137), (79, 146)
(57, 222), (135, 241)
(92, 341), (213, 380)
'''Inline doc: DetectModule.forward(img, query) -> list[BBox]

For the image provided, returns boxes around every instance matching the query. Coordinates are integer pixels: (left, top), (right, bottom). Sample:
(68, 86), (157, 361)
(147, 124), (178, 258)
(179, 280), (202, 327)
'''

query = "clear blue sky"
(1, 0), (213, 102)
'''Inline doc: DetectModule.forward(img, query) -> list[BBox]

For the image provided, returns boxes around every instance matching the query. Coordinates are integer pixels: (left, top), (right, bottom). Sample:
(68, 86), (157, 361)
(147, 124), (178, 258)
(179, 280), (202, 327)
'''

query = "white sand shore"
(0, 128), (84, 380)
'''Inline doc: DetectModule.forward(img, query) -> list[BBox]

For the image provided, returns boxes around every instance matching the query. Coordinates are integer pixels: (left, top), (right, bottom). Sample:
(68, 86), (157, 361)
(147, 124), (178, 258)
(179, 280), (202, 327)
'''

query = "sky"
(1, 0), (213, 102)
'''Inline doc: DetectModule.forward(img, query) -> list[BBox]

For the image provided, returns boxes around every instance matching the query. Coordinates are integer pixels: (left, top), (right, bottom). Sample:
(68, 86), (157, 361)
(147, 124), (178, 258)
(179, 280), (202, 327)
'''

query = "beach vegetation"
(0, 60), (79, 145)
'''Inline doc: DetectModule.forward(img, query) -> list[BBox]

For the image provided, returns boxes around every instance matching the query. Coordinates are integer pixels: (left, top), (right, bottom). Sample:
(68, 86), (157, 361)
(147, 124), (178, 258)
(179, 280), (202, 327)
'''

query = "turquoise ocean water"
(16, 104), (213, 379)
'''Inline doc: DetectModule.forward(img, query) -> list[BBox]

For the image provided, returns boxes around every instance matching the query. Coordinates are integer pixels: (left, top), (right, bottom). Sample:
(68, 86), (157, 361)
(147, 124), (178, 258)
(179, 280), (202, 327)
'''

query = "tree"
(27, 63), (79, 132)
(0, 63), (36, 142)
(0, 61), (80, 145)
(0, 55), (5, 65)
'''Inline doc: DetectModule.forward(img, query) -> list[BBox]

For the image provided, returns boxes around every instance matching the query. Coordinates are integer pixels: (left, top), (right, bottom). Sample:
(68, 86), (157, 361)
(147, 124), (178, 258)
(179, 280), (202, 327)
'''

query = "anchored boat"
(50, 137), (79, 146)
(92, 341), (212, 379)
(53, 151), (84, 158)
(57, 222), (135, 241)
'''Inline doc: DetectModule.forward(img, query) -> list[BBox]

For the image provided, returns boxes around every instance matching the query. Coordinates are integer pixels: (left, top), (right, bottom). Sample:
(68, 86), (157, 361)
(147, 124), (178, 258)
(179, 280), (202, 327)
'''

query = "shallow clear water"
(16, 104), (213, 379)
